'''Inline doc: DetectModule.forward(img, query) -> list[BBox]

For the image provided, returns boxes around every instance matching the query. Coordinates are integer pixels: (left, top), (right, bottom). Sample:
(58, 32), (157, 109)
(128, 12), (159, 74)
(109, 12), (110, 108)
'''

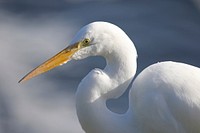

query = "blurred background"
(0, 0), (200, 132)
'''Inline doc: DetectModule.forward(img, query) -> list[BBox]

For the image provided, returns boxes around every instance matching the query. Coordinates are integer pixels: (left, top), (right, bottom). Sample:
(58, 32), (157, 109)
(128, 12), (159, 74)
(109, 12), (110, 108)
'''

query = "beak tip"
(18, 77), (25, 83)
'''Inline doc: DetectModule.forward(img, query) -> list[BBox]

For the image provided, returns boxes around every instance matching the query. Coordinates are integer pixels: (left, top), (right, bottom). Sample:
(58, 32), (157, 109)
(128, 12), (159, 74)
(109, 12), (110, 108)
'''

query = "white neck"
(76, 42), (139, 133)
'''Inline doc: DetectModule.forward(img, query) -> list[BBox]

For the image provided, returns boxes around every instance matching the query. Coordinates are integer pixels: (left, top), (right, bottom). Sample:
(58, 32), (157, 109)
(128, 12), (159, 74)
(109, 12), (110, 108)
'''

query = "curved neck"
(76, 43), (138, 133)
(102, 42), (137, 99)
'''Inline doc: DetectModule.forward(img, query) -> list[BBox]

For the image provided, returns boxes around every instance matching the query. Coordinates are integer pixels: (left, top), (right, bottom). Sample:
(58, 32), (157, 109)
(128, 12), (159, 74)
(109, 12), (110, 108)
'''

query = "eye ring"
(84, 38), (90, 44)
(82, 38), (91, 47)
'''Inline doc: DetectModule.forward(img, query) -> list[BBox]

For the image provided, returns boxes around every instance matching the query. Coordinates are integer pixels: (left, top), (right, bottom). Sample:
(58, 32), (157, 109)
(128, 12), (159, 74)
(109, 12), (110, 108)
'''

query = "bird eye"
(82, 38), (90, 47)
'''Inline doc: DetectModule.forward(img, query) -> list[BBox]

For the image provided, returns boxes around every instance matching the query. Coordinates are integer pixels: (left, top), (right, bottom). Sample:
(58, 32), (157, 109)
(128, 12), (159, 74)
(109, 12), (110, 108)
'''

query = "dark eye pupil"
(83, 39), (90, 46)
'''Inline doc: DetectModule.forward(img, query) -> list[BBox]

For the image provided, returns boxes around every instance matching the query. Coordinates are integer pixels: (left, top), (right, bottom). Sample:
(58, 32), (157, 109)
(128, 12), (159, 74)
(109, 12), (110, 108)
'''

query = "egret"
(19, 21), (200, 133)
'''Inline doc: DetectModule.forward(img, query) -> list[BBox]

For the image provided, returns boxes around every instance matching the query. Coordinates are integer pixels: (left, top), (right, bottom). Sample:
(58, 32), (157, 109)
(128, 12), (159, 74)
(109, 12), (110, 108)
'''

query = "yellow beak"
(19, 42), (81, 83)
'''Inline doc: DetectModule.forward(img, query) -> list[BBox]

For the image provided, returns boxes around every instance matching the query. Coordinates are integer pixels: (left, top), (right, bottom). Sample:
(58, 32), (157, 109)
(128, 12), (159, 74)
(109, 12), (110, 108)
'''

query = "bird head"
(19, 21), (134, 83)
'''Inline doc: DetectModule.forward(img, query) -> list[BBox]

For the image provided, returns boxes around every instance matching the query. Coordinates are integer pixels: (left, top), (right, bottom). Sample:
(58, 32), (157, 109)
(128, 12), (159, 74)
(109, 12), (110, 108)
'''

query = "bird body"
(130, 62), (200, 133)
(19, 22), (200, 133)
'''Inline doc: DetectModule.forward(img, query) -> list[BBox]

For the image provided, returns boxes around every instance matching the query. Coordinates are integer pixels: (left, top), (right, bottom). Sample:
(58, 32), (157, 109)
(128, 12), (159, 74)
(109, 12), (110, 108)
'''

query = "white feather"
(70, 22), (200, 133)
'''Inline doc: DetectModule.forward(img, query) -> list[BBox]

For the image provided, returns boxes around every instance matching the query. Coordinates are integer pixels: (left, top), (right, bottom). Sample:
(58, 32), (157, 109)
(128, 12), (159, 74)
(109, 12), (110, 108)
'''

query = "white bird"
(19, 21), (200, 133)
